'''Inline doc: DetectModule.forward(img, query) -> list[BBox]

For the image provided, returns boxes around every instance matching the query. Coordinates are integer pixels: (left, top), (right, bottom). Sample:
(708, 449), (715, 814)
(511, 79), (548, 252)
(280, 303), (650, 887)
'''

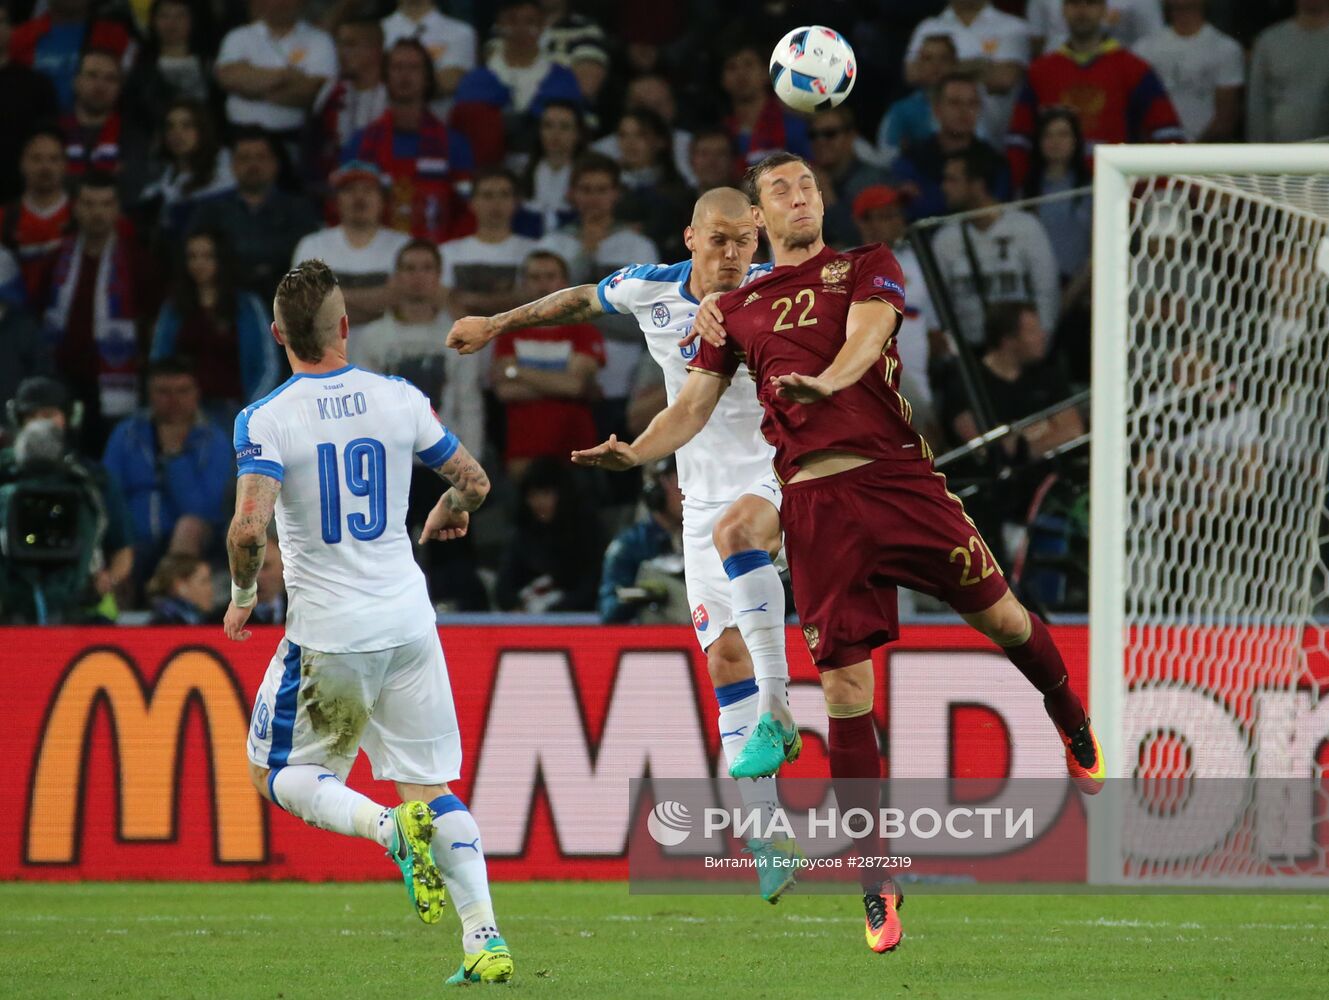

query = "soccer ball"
(769, 25), (856, 114)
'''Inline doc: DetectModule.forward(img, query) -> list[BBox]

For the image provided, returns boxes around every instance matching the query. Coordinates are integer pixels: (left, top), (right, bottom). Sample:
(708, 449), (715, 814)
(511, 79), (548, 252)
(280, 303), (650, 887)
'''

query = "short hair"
(523, 249), (570, 282)
(22, 128), (67, 157)
(78, 46), (121, 74)
(741, 151), (813, 205)
(919, 33), (958, 58)
(396, 238), (441, 270)
(813, 104), (856, 130)
(275, 260), (340, 364)
(147, 552), (205, 600)
(146, 355), (196, 382)
(691, 126), (734, 151)
(984, 301), (1037, 352)
(334, 13), (384, 43)
(472, 166), (519, 194)
(570, 151), (620, 188)
(76, 171), (118, 197)
(942, 146), (996, 190)
(229, 126), (279, 157)
(935, 71), (980, 101)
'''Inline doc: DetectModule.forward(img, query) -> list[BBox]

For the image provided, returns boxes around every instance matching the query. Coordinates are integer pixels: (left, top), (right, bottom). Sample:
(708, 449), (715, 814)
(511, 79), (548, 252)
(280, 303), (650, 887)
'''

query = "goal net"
(1089, 145), (1329, 884)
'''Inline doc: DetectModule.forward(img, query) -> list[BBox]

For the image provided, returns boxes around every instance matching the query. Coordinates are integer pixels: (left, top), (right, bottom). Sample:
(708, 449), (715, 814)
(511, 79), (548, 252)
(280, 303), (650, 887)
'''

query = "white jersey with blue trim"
(597, 260), (774, 503)
(234, 365), (457, 653)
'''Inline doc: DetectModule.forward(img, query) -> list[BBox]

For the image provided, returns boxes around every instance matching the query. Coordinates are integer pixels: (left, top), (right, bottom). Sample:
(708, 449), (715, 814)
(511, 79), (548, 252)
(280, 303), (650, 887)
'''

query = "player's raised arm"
(224, 472), (281, 641)
(419, 440), (492, 542)
(445, 283), (605, 355)
(773, 300), (903, 404)
(573, 368), (727, 471)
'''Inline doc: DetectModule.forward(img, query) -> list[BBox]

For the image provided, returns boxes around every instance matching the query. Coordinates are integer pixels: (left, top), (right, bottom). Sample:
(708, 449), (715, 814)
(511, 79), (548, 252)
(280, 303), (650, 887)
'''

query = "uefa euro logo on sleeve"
(873, 276), (904, 296)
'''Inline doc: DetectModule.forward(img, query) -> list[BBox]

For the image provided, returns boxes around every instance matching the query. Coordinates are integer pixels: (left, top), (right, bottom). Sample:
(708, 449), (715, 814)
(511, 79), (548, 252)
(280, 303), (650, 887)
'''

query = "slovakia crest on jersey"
(651, 302), (670, 327)
(692, 603), (709, 631)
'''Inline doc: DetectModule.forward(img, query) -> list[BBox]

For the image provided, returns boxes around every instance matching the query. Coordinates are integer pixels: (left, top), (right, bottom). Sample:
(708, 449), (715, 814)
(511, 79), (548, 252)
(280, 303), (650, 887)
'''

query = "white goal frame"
(1088, 143), (1329, 885)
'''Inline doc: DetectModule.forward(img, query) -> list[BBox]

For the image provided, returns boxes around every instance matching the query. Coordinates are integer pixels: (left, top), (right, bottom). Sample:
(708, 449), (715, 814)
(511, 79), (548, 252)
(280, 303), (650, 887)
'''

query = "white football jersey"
(597, 261), (774, 503)
(234, 365), (457, 653)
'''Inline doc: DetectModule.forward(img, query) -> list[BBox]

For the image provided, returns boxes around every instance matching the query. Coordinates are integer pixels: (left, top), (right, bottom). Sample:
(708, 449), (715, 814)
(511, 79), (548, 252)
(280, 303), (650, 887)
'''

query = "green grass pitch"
(2, 883), (1326, 999)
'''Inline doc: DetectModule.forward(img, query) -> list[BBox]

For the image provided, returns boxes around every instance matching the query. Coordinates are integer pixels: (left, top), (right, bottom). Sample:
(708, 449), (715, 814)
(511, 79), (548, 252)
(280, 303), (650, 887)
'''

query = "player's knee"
(712, 509), (753, 560)
(819, 661), (874, 710)
(249, 761), (273, 802)
(706, 629), (754, 687)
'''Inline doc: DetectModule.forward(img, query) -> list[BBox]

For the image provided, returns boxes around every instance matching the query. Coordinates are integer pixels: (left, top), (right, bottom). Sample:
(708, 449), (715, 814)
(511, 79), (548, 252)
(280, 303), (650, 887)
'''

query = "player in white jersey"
(223, 261), (513, 986)
(446, 188), (803, 901)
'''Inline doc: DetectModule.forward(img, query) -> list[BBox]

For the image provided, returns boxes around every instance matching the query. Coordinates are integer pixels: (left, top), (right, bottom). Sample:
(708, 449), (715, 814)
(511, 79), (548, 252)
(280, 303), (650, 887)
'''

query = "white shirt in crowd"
(351, 310), (486, 464)
(440, 233), (537, 294)
(1133, 23), (1245, 142)
(525, 160), (573, 232)
(538, 226), (660, 400)
(591, 131), (698, 187)
(382, 7), (477, 74)
(906, 4), (1030, 145)
(486, 51), (553, 113)
(291, 226), (411, 333)
(931, 209), (1061, 348)
(893, 241), (941, 414)
(216, 19), (338, 132)
(1026, 0), (1164, 50)
(234, 367), (448, 652)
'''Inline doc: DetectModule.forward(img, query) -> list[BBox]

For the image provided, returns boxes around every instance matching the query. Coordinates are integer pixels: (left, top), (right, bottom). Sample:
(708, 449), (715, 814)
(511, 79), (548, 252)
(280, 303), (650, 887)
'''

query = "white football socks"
(269, 765), (393, 847)
(429, 795), (501, 953)
(715, 679), (781, 839)
(724, 550), (793, 727)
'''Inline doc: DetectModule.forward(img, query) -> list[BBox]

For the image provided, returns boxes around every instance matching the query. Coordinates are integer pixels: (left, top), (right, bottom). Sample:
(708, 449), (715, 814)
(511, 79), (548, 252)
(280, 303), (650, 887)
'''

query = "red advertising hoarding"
(3, 625), (1090, 882)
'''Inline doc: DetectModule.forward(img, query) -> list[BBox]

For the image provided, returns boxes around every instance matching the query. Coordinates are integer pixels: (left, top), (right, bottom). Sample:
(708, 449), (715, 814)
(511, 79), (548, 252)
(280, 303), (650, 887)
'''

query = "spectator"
(876, 33), (958, 163)
(1, 130), (71, 306)
(541, 0), (609, 68)
(1028, 0), (1165, 53)
(939, 301), (1085, 457)
(519, 99), (585, 233)
(454, 0), (581, 119)
(191, 129), (320, 300)
(214, 0), (337, 139)
(102, 357), (233, 592)
(0, 376), (134, 623)
(720, 40), (810, 170)
(565, 41), (611, 130)
(808, 106), (892, 248)
(0, 251), (52, 409)
(1133, 0), (1243, 142)
(1021, 108), (1092, 291)
(1247, 0), (1329, 143)
(138, 101), (235, 247)
(1007, 0), (1185, 190)
(0, 7), (59, 203)
(7, 0), (133, 113)
(893, 74), (1007, 221)
(611, 108), (690, 259)
(686, 127), (738, 197)
(598, 457), (685, 623)
(443, 168), (535, 320)
(490, 249), (604, 480)
(353, 239), (483, 458)
(347, 38), (475, 243)
(121, 0), (213, 151)
(591, 73), (694, 184)
(44, 173), (146, 453)
(61, 49), (123, 180)
(250, 534), (285, 625)
(538, 153), (658, 285)
(150, 228), (281, 414)
(932, 148), (1060, 349)
(292, 161), (409, 334)
(852, 185), (943, 440)
(537, 154), (657, 439)
(381, 0), (477, 102)
(905, 0), (1031, 144)
(146, 551), (215, 624)
(496, 456), (603, 613)
(313, 17), (387, 179)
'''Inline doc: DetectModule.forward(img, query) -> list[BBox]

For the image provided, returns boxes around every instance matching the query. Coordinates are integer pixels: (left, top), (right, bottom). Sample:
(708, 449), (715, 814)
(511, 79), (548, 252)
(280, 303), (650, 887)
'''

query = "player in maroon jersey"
(572, 152), (1105, 954)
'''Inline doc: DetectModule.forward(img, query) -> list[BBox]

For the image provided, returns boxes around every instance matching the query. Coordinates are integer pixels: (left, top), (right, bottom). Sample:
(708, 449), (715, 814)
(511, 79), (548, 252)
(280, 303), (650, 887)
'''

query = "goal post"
(1089, 144), (1329, 885)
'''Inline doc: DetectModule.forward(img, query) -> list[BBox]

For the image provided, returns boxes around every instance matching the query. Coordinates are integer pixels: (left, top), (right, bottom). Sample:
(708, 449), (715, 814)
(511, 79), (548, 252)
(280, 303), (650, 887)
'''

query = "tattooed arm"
(445, 283), (604, 355)
(223, 474), (280, 641)
(419, 440), (492, 543)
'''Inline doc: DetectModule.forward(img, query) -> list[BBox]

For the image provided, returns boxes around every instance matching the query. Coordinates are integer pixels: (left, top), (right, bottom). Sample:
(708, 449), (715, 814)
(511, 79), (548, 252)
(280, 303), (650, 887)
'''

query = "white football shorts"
(682, 471), (784, 651)
(247, 629), (461, 785)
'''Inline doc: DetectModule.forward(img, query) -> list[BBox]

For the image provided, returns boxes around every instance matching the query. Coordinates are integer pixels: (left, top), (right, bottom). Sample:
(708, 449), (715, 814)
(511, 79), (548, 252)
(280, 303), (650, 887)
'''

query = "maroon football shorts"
(781, 459), (1010, 669)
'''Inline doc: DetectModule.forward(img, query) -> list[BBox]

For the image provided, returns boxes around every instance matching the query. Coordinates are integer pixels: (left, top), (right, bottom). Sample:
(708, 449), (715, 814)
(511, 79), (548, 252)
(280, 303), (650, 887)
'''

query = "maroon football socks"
(1003, 613), (1087, 735)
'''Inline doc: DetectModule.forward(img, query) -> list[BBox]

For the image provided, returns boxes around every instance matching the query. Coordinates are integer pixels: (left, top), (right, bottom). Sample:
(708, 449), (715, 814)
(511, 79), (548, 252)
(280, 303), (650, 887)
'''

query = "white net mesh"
(1119, 170), (1329, 880)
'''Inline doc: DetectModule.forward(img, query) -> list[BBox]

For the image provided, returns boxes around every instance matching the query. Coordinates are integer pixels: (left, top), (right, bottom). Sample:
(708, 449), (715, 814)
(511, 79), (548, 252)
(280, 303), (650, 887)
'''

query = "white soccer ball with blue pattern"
(769, 25), (856, 114)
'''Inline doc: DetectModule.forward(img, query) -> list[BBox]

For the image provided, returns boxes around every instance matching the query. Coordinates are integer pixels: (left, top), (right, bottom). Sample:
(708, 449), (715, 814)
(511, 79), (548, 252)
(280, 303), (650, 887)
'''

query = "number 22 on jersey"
(316, 438), (387, 543)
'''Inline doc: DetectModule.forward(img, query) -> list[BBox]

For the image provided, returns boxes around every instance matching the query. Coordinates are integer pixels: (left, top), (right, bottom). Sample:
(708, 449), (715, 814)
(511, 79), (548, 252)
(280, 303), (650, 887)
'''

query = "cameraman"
(598, 457), (686, 623)
(0, 377), (134, 623)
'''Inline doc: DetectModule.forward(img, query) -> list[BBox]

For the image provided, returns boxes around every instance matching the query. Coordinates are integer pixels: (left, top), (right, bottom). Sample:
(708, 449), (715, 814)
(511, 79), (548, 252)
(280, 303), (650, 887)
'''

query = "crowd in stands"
(1, 0), (1325, 625)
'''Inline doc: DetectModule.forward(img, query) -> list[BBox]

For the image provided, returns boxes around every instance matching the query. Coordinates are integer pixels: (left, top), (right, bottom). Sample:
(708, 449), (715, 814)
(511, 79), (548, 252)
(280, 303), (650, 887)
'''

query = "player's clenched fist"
(571, 434), (640, 471)
(446, 316), (494, 355)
